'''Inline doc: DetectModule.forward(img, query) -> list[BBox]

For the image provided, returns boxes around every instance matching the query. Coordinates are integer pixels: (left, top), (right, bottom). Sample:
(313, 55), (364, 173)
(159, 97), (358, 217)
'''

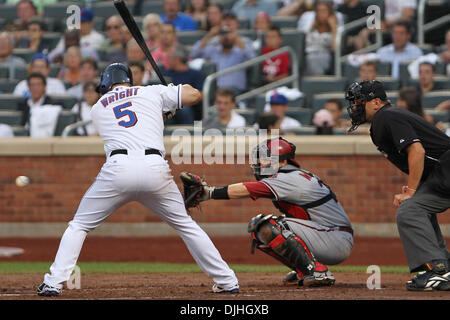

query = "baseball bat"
(114, 0), (168, 86)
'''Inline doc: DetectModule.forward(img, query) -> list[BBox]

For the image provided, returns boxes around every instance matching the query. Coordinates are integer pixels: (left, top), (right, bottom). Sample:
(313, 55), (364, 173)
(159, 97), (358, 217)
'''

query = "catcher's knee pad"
(248, 214), (316, 276)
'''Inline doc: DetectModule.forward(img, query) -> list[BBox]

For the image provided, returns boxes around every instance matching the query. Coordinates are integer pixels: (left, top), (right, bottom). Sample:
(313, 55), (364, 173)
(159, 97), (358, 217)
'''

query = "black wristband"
(211, 186), (229, 199)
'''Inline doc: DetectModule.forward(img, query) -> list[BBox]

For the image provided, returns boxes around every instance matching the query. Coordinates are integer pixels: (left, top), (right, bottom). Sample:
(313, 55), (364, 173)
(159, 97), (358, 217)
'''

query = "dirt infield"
(0, 236), (413, 265)
(1, 236), (450, 300)
(1, 273), (449, 300)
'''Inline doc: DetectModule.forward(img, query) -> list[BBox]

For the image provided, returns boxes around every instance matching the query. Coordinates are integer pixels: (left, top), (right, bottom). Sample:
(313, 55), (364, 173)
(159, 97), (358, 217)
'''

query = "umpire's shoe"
(406, 260), (450, 291)
(37, 282), (61, 297)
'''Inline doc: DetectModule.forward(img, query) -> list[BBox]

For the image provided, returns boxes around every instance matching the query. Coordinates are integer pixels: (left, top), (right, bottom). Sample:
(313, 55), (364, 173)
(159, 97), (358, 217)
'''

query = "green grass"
(0, 262), (409, 275)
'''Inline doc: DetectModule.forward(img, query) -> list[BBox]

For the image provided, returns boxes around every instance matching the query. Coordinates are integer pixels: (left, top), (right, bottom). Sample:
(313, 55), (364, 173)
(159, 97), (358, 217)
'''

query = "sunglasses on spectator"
(106, 25), (121, 30)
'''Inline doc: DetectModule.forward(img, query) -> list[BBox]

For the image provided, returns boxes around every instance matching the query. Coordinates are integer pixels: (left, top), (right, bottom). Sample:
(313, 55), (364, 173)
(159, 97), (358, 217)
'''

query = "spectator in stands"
(99, 16), (127, 63)
(163, 45), (205, 123)
(269, 92), (301, 130)
(79, 8), (105, 51)
(337, 0), (369, 53)
(324, 98), (350, 129)
(151, 23), (179, 70)
(303, 1), (338, 75)
(256, 112), (281, 136)
(4, 0), (38, 43)
(121, 24), (133, 45)
(313, 108), (334, 135)
(128, 61), (146, 86)
(358, 60), (378, 81)
(13, 53), (66, 97)
(439, 30), (450, 69)
(383, 0), (416, 33)
(48, 29), (99, 64)
(0, 31), (27, 80)
(277, 0), (313, 18)
(376, 20), (423, 79)
(397, 87), (434, 124)
(0, 124), (14, 138)
(143, 14), (163, 51)
(204, 88), (246, 129)
(191, 13), (256, 94)
(66, 58), (98, 100)
(126, 39), (146, 64)
(71, 81), (99, 136)
(57, 46), (82, 87)
(262, 25), (290, 85)
(161, 0), (198, 31)
(417, 62), (438, 94)
(18, 17), (49, 53)
(435, 100), (450, 111)
(231, 0), (278, 28)
(185, 0), (210, 30)
(17, 72), (55, 126)
(253, 12), (271, 33)
(204, 3), (223, 31)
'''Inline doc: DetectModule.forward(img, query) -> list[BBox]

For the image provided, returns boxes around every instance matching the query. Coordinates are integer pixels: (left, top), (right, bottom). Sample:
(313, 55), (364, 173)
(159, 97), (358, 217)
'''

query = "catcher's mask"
(250, 137), (299, 180)
(97, 63), (133, 95)
(345, 80), (386, 132)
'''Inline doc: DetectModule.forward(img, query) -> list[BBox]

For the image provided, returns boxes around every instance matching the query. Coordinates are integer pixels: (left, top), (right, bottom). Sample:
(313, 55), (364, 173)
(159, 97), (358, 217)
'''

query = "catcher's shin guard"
(248, 214), (316, 276)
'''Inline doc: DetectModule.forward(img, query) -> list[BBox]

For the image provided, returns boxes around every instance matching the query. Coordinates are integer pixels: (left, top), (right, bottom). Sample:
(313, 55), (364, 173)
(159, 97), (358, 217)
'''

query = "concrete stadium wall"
(0, 137), (449, 235)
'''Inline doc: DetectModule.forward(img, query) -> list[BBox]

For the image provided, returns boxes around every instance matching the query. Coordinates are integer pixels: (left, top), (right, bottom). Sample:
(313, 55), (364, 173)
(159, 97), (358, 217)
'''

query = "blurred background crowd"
(0, 0), (448, 138)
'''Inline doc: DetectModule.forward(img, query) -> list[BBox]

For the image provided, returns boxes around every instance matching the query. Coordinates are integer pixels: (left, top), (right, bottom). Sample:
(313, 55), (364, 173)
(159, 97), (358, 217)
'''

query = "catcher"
(180, 137), (354, 287)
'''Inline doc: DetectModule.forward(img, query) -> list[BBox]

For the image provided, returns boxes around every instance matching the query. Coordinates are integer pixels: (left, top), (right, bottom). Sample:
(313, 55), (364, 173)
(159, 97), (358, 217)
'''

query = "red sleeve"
(243, 181), (275, 200)
(279, 53), (290, 75)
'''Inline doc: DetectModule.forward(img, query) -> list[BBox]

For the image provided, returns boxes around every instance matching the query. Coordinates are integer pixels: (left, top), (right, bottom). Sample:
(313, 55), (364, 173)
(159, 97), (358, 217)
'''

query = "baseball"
(15, 176), (30, 187)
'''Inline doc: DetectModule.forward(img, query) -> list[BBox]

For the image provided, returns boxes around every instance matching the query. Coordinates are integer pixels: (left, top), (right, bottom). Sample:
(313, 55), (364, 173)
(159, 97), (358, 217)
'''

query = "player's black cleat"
(406, 260), (450, 291)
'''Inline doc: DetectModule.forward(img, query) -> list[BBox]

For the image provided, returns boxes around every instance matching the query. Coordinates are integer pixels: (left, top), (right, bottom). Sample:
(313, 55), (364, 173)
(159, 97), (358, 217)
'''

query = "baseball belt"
(110, 149), (163, 157)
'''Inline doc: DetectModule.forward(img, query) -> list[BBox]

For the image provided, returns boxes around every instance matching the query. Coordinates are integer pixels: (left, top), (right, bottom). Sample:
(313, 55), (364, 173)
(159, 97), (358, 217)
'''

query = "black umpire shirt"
(370, 104), (450, 181)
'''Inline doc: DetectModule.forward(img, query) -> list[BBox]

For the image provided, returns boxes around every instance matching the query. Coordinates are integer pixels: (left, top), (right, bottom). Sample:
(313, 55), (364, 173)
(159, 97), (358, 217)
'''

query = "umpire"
(345, 80), (450, 291)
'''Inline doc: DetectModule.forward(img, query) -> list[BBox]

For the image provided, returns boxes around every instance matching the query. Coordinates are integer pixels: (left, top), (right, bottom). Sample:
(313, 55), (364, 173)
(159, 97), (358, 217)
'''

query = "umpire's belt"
(110, 149), (162, 157)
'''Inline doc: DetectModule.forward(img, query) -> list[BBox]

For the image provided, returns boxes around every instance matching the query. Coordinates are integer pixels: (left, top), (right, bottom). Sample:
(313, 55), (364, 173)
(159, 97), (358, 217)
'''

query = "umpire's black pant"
(396, 182), (450, 272)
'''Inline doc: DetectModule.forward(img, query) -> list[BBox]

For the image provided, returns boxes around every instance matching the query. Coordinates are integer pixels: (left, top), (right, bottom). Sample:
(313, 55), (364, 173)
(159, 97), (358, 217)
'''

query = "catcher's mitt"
(180, 172), (213, 209)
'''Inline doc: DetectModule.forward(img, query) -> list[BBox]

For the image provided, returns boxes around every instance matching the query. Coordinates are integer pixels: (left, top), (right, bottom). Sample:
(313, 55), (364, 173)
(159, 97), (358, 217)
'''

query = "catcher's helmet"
(345, 80), (386, 132)
(97, 63), (133, 95)
(250, 137), (299, 180)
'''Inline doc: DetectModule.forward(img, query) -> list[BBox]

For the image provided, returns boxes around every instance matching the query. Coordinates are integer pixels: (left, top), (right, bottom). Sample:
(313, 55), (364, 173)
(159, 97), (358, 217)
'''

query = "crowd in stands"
(0, 0), (448, 138)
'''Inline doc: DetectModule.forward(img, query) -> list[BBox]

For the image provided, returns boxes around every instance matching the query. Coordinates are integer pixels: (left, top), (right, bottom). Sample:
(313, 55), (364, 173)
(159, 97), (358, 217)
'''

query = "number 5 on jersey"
(113, 102), (138, 128)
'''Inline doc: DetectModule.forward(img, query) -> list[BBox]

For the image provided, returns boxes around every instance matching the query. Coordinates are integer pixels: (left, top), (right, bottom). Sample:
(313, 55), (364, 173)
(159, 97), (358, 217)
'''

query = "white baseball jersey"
(91, 84), (182, 155)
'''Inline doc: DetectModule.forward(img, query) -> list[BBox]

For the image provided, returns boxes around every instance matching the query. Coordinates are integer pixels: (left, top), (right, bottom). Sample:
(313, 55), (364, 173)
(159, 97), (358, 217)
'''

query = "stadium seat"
(92, 2), (118, 19)
(0, 18), (7, 30)
(0, 66), (9, 79)
(425, 110), (449, 123)
(435, 61), (447, 75)
(41, 32), (62, 51)
(376, 76), (400, 91)
(0, 79), (19, 94)
(406, 77), (450, 90)
(94, 16), (106, 32)
(48, 95), (78, 110)
(238, 30), (257, 40)
(0, 110), (22, 126)
(0, 94), (23, 110)
(12, 48), (36, 64)
(177, 31), (207, 46)
(0, 5), (17, 23)
(341, 61), (391, 81)
(54, 111), (76, 136)
(212, 0), (235, 10)
(235, 109), (256, 125)
(421, 90), (450, 109)
(141, 0), (165, 15)
(49, 64), (61, 78)
(11, 126), (28, 136)
(238, 18), (250, 29)
(271, 16), (298, 29)
(283, 126), (316, 135)
(301, 76), (348, 107)
(415, 43), (435, 55)
(43, 2), (72, 20)
(281, 29), (305, 72)
(286, 107), (313, 125)
(311, 92), (346, 111)
(253, 93), (305, 115)
(399, 61), (414, 86)
(13, 66), (28, 81)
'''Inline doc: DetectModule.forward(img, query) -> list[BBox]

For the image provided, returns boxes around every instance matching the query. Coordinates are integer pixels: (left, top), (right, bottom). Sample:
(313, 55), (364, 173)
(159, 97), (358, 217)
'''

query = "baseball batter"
(37, 63), (239, 296)
(181, 137), (354, 286)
